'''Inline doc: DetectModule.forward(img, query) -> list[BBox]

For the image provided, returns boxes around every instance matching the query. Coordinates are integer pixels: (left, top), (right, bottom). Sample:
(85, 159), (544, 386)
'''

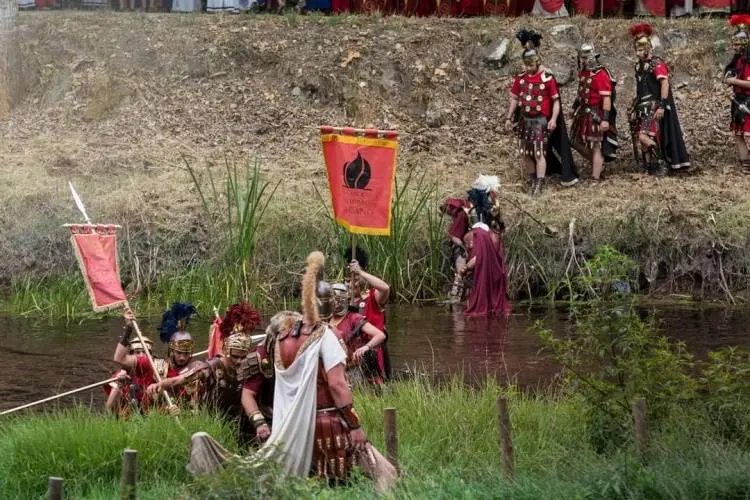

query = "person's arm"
(350, 260), (390, 306)
(241, 380), (271, 440)
(728, 77), (750, 89)
(146, 362), (207, 396)
(326, 363), (367, 450)
(105, 386), (122, 413)
(114, 307), (138, 371)
(462, 256), (477, 274)
(505, 96), (519, 131)
(450, 235), (464, 247)
(352, 322), (386, 364)
(601, 95), (612, 132)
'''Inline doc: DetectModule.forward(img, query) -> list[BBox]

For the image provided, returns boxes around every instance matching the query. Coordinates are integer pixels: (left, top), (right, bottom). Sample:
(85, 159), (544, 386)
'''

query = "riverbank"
(1, 13), (749, 312)
(1, 378), (748, 499)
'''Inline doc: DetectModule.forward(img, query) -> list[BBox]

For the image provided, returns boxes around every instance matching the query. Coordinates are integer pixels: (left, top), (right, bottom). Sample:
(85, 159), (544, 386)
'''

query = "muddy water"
(1, 304), (749, 412)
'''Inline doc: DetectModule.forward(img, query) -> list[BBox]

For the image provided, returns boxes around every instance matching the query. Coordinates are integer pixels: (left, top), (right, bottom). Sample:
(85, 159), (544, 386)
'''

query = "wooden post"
(632, 398), (648, 458)
(47, 477), (63, 500)
(496, 396), (514, 481)
(120, 449), (137, 500)
(384, 407), (399, 473)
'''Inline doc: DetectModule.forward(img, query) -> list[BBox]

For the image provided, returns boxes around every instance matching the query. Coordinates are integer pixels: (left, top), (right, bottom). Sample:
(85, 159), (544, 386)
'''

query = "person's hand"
(167, 404), (181, 416)
(726, 77), (738, 86)
(600, 120), (610, 133)
(504, 119), (513, 132)
(348, 260), (362, 276)
(547, 119), (557, 132)
(116, 372), (131, 384)
(348, 428), (367, 451)
(654, 108), (665, 121)
(123, 306), (135, 326)
(353, 346), (370, 364)
(146, 382), (161, 396)
(257, 423), (271, 440)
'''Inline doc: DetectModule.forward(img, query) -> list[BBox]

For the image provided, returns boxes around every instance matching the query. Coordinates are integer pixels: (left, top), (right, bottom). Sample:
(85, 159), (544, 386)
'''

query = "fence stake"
(120, 448), (137, 500)
(632, 398), (648, 459)
(497, 395), (515, 481)
(384, 407), (399, 474)
(47, 476), (63, 500)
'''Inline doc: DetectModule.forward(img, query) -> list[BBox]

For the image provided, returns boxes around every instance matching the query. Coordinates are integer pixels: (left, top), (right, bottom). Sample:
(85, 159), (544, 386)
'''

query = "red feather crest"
(730, 14), (750, 27)
(219, 301), (261, 338)
(628, 23), (654, 39)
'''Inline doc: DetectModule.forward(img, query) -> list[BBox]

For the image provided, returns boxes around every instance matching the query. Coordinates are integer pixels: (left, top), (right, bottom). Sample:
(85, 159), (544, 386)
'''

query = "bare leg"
(592, 144), (604, 180)
(734, 135), (749, 162)
(450, 254), (466, 299)
(536, 155), (547, 179)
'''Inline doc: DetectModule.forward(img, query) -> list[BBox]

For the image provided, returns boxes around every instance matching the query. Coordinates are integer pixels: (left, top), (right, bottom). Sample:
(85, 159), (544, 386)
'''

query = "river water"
(1, 304), (749, 412)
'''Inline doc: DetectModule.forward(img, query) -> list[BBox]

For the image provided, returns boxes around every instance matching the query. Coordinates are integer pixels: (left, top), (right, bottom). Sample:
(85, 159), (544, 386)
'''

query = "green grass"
(1, 378), (749, 499)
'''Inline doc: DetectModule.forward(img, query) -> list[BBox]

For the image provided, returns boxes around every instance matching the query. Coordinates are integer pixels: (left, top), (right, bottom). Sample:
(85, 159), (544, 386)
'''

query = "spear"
(0, 376), (120, 417)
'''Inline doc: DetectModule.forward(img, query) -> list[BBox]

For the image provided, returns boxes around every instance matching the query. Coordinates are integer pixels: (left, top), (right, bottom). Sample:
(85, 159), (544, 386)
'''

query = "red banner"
(69, 224), (128, 312)
(320, 127), (399, 236)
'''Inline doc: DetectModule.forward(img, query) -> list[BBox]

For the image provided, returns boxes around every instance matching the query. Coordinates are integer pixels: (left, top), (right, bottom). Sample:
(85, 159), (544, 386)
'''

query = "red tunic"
(511, 71), (559, 120)
(331, 312), (369, 355)
(731, 57), (750, 136)
(360, 289), (387, 379)
(571, 67), (613, 146)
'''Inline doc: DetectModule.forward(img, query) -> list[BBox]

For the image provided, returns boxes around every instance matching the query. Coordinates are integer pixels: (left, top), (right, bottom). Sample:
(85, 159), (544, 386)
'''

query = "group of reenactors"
(105, 249), (396, 486)
(505, 18), (750, 195)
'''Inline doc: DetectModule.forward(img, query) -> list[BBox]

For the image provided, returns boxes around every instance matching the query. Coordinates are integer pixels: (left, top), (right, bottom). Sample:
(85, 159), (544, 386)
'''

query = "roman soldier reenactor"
(114, 303), (204, 412)
(570, 43), (620, 182)
(725, 15), (750, 174)
(628, 23), (690, 176)
(506, 29), (578, 196)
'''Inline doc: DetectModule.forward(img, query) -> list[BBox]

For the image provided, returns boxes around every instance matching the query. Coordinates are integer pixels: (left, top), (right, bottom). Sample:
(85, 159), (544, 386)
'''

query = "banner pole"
(351, 233), (358, 275)
(126, 303), (180, 416)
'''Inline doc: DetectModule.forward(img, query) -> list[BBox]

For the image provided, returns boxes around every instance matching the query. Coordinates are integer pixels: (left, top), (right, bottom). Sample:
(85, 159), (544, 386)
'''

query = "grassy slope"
(1, 379), (748, 499)
(1, 12), (749, 302)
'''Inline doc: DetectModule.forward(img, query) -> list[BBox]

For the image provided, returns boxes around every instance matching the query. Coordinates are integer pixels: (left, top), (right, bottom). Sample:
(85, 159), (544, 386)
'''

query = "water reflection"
(1, 303), (749, 411)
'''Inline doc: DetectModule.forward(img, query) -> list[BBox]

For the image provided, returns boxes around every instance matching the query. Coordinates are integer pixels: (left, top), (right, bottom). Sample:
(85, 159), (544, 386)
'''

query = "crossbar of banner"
(62, 224), (123, 228)
(319, 126), (398, 139)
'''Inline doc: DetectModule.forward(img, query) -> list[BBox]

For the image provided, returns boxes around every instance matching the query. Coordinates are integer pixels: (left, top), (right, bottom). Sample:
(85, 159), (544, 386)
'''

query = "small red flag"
(320, 127), (399, 236)
(69, 224), (128, 312)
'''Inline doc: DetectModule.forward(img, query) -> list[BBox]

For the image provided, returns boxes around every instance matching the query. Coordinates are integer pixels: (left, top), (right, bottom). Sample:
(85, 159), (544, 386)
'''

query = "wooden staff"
(128, 313), (179, 415)
(0, 376), (120, 416)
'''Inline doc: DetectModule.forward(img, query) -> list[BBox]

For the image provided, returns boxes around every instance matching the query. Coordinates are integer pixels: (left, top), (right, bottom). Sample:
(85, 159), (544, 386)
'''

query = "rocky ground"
(0, 12), (747, 298)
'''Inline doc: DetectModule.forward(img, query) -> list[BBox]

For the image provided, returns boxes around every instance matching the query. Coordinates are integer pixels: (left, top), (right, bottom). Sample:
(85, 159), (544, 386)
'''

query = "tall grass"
(2, 379), (749, 499)
(0, 408), (234, 499)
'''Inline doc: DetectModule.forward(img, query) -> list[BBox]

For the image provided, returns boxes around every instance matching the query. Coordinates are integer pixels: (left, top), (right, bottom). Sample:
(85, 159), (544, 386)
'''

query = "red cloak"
(465, 228), (511, 318)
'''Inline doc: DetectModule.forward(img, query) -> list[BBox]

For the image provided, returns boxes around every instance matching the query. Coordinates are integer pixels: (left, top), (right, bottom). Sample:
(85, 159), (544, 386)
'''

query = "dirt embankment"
(0, 12), (748, 299)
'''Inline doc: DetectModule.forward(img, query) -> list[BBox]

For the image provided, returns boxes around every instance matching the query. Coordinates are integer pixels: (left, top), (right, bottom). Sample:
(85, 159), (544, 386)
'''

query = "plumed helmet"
(158, 302), (197, 355)
(628, 23), (654, 51)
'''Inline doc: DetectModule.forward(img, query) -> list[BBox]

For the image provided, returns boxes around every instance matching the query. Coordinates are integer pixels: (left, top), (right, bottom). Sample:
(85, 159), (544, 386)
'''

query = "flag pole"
(127, 307), (180, 416)
(0, 376), (120, 416)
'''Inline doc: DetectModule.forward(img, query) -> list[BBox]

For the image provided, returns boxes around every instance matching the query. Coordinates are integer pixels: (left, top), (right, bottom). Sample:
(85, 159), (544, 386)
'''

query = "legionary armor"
(511, 70), (558, 159)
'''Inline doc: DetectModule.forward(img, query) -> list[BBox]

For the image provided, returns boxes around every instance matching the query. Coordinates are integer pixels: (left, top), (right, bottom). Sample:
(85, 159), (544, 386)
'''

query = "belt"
(317, 406), (337, 413)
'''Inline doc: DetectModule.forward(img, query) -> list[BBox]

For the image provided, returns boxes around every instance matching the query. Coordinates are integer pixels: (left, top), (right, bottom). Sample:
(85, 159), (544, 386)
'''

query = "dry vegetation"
(0, 12), (748, 299)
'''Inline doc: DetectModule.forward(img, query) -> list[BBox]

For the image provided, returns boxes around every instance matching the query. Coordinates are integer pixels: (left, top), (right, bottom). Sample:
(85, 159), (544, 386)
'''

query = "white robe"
(257, 327), (347, 476)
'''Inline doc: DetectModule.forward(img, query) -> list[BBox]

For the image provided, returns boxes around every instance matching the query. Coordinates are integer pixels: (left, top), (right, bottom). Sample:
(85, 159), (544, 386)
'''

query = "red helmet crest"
(628, 23), (654, 39)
